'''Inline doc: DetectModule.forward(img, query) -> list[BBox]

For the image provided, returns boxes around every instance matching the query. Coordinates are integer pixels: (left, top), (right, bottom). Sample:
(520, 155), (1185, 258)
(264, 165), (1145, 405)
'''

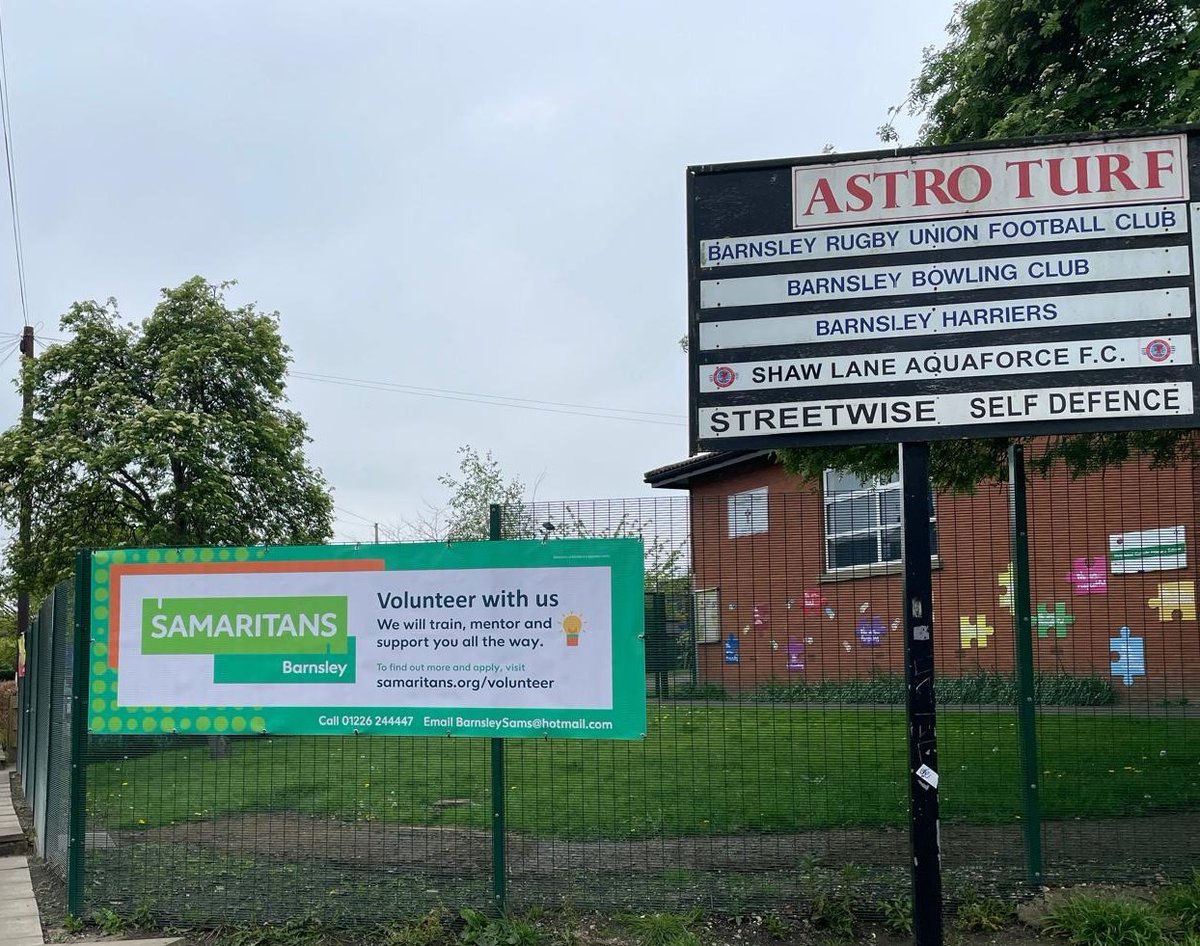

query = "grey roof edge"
(644, 450), (771, 489)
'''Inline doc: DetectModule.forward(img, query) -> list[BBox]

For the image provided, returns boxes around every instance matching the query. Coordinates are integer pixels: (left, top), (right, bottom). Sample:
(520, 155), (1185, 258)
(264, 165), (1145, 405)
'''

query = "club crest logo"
(710, 366), (737, 388)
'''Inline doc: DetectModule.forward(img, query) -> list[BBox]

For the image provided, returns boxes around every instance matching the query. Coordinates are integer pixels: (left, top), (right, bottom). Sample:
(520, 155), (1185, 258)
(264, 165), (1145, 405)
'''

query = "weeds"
(218, 918), (332, 946)
(617, 910), (701, 946)
(761, 912), (788, 939)
(954, 896), (1010, 933)
(809, 892), (855, 937)
(94, 907), (129, 935)
(459, 908), (539, 946)
(1160, 873), (1200, 934)
(1042, 893), (1164, 946)
(880, 896), (913, 936)
(62, 914), (86, 934)
(380, 908), (450, 946)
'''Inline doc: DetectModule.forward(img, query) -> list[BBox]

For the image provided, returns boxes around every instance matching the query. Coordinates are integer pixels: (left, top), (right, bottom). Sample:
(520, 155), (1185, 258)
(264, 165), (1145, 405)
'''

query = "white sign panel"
(699, 288), (1187, 350)
(701, 246), (1187, 309)
(702, 204), (1187, 269)
(792, 135), (1187, 230)
(1109, 527), (1188, 574)
(698, 382), (1192, 439)
(700, 335), (1192, 393)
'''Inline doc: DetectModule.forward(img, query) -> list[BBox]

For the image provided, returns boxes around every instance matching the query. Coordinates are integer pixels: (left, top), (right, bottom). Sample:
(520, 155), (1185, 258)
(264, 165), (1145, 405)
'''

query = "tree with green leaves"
(403, 445), (533, 542)
(784, 0), (1200, 491)
(0, 277), (334, 600)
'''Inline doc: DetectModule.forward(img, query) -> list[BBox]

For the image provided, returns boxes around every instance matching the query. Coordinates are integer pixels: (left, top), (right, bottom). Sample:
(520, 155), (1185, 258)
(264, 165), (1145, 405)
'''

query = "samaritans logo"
(142, 596), (350, 656)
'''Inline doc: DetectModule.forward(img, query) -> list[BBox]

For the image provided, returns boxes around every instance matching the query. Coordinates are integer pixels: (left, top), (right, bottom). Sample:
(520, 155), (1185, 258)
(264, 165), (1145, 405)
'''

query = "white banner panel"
(792, 135), (1187, 230)
(698, 288), (1186, 350)
(699, 335), (1193, 393)
(700, 246), (1188, 309)
(698, 382), (1193, 438)
(701, 204), (1187, 269)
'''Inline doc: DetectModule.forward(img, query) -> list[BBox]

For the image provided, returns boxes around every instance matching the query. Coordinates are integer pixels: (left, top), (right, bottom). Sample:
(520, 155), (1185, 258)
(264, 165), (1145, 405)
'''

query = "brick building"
(646, 450), (1199, 702)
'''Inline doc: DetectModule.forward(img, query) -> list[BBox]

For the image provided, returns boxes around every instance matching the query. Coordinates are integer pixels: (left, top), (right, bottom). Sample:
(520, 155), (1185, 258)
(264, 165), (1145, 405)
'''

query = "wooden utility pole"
(16, 324), (32, 645)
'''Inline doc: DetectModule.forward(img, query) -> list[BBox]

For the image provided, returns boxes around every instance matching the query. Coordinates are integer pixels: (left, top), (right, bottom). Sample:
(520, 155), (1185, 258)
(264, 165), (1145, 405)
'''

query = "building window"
(728, 487), (768, 538)
(693, 588), (720, 643)
(823, 470), (937, 570)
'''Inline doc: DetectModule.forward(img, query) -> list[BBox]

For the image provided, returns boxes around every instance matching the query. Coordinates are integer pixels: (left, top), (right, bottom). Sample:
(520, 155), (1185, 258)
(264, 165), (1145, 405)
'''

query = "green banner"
(86, 538), (646, 740)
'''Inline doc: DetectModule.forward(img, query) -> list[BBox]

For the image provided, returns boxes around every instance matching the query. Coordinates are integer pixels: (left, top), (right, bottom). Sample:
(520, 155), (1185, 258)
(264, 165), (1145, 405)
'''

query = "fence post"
(488, 505), (507, 914)
(1008, 445), (1043, 886)
(67, 551), (91, 917)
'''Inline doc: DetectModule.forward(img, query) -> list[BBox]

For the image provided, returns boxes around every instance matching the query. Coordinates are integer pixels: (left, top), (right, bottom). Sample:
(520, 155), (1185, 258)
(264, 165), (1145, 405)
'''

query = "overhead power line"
(289, 370), (687, 427)
(0, 1), (27, 327)
(7, 335), (690, 428)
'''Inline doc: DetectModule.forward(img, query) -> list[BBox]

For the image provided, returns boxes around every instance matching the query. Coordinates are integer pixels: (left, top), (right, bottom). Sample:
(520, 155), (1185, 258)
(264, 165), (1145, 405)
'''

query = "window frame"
(693, 587), (721, 644)
(822, 470), (936, 573)
(727, 486), (768, 538)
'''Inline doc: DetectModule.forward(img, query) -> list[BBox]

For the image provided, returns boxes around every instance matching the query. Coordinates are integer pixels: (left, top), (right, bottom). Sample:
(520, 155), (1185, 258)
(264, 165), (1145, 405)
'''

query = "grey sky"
(0, 0), (957, 542)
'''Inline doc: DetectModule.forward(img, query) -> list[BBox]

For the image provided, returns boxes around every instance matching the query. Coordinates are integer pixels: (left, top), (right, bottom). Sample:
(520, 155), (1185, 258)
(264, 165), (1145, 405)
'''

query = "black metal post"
(1008, 444), (1044, 885)
(900, 442), (942, 946)
(488, 504), (507, 914)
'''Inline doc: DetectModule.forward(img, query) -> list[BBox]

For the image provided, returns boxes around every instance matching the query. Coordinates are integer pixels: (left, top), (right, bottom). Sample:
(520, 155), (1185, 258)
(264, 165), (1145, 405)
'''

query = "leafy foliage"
(0, 277), (333, 599)
(0, 597), (14, 674)
(809, 892), (855, 937)
(785, 0), (1200, 490)
(404, 445), (532, 543)
(881, 895), (914, 936)
(459, 908), (539, 946)
(912, 0), (1200, 145)
(1042, 893), (1165, 945)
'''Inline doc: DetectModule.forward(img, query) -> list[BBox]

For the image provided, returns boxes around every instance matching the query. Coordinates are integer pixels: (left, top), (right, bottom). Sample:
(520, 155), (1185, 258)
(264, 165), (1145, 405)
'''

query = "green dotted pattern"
(88, 547), (271, 736)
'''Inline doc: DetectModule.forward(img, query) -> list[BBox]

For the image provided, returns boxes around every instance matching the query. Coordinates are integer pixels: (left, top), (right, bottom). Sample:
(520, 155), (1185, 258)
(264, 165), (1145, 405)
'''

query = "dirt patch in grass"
(130, 808), (1200, 883)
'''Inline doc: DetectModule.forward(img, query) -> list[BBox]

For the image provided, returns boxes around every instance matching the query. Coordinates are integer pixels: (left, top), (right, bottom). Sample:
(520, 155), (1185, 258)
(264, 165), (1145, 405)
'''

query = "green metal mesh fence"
(43, 582), (75, 878)
(13, 460), (1200, 926)
(14, 579), (74, 881)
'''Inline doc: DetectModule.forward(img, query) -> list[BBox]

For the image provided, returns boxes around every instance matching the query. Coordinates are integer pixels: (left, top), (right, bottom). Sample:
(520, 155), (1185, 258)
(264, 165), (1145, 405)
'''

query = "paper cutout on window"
(859, 601), (870, 613)
(1148, 581), (1196, 621)
(753, 604), (769, 629)
(769, 639), (779, 651)
(998, 563), (1014, 614)
(960, 615), (995, 649)
(842, 641), (851, 652)
(823, 606), (836, 620)
(804, 589), (826, 612)
(1110, 627), (1145, 686)
(1036, 602), (1076, 639)
(787, 639), (804, 672)
(856, 614), (887, 647)
(1066, 557), (1107, 594)
(891, 618), (901, 632)
(724, 635), (740, 664)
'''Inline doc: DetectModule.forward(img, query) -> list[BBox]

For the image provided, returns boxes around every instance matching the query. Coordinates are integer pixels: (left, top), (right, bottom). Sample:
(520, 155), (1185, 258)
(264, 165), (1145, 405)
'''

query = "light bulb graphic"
(562, 613), (583, 646)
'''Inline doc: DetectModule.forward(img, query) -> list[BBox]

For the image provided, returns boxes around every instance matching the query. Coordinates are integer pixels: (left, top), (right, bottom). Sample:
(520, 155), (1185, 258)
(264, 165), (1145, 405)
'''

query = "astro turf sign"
(86, 539), (646, 739)
(688, 128), (1200, 451)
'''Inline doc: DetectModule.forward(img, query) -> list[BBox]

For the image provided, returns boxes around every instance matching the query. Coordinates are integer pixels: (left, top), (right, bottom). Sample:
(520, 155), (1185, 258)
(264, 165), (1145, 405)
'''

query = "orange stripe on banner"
(106, 558), (386, 670)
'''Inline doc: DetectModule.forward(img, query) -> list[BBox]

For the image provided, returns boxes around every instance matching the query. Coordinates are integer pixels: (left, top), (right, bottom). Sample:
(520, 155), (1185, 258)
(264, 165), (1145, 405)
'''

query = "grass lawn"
(85, 705), (1200, 838)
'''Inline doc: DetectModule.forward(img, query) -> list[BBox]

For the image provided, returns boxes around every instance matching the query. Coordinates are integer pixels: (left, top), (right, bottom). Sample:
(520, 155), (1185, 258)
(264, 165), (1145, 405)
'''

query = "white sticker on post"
(916, 764), (940, 789)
